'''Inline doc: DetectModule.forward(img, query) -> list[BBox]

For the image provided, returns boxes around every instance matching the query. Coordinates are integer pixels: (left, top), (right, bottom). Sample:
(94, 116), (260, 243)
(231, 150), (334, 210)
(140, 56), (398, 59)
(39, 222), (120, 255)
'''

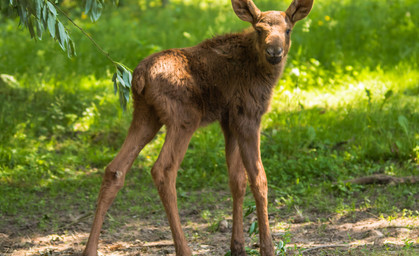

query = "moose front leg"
(222, 122), (247, 255)
(237, 126), (274, 256)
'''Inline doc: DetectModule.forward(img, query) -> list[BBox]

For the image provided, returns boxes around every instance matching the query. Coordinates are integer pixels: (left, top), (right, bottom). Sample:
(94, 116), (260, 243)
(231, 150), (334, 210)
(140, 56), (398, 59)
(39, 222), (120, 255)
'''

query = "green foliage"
(1, 0), (76, 57)
(275, 240), (287, 255)
(113, 62), (132, 109)
(0, 0), (132, 108)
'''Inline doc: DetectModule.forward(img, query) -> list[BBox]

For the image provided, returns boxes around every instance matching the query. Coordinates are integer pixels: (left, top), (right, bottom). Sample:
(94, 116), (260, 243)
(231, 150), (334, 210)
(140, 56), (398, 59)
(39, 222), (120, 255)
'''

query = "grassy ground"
(0, 0), (418, 255)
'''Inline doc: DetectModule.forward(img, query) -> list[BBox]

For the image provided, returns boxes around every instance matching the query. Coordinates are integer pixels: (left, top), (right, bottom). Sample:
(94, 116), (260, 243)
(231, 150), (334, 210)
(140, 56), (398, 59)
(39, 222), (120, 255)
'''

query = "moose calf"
(83, 0), (313, 255)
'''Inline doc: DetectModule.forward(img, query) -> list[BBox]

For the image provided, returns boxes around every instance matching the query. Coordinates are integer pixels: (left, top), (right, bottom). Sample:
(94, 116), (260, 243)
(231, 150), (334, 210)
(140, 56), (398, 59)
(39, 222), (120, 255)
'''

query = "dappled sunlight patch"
(271, 65), (419, 113)
(271, 214), (419, 254)
(1, 188), (418, 255)
(1, 231), (88, 256)
(73, 103), (100, 132)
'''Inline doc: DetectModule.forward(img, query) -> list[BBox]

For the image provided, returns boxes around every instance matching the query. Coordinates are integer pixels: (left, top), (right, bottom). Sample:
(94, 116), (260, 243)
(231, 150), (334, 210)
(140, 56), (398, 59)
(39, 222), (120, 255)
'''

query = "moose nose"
(266, 47), (283, 57)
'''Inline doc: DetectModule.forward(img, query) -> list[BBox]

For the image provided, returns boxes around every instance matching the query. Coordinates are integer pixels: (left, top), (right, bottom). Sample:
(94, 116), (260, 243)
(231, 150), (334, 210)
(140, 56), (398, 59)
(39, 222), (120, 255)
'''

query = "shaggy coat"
(132, 31), (286, 129)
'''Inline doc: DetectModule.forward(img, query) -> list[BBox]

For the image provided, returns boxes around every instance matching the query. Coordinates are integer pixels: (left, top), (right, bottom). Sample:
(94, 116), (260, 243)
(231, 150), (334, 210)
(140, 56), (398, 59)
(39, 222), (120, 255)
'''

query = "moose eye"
(286, 29), (291, 35)
(256, 28), (263, 36)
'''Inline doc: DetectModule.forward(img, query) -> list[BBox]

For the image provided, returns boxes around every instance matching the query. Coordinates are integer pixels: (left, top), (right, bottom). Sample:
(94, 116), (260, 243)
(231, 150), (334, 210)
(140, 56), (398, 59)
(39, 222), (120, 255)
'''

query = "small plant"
(402, 238), (413, 251)
(248, 221), (259, 236)
(200, 209), (223, 233)
(225, 247), (260, 256)
(245, 201), (259, 237)
(273, 226), (292, 255)
(347, 232), (353, 241)
(245, 202), (257, 218)
(275, 240), (287, 255)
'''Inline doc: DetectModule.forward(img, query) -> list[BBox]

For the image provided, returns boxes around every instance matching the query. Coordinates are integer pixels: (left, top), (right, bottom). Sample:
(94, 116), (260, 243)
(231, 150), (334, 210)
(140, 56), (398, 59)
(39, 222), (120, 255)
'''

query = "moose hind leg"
(151, 124), (198, 256)
(83, 102), (162, 256)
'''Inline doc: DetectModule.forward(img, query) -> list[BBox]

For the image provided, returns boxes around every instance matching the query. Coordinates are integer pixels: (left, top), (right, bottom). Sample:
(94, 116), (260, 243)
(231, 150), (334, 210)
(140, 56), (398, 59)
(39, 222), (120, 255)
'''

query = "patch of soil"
(1, 195), (418, 255)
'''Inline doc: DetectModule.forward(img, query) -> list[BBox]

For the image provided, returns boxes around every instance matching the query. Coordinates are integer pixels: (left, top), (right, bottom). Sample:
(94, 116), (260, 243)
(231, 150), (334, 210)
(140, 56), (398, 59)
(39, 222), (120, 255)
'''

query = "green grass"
(0, 0), (418, 251)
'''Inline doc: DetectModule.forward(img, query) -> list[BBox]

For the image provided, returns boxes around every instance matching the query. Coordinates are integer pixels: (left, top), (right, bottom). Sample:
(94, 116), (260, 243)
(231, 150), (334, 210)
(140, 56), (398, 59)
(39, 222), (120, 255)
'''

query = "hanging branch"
(1, 0), (132, 110)
(49, 0), (132, 110)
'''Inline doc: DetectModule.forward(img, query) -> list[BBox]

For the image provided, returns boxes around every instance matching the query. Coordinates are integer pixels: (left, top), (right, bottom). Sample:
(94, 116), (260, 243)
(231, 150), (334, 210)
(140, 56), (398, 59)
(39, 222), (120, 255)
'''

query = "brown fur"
(83, 1), (313, 255)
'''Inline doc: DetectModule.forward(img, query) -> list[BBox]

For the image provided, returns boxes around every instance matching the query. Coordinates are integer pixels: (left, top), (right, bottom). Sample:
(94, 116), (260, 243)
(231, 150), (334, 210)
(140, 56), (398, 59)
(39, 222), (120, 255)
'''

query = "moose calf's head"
(232, 0), (313, 65)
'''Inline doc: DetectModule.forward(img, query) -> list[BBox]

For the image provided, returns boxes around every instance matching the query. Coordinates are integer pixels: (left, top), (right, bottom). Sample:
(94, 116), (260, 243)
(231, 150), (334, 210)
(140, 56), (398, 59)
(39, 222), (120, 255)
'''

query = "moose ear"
(285, 0), (314, 24)
(231, 0), (261, 24)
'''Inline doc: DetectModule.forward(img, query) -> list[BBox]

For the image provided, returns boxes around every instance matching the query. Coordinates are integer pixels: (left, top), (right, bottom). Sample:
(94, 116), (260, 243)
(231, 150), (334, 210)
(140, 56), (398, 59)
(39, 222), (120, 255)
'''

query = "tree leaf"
(90, 0), (100, 22)
(128, 70), (132, 86)
(46, 1), (57, 17)
(95, 1), (103, 21)
(116, 64), (124, 79)
(116, 63), (123, 73)
(116, 63), (133, 87)
(85, 0), (93, 14)
(66, 38), (76, 58)
(47, 12), (56, 38)
(122, 69), (130, 88)
(34, 0), (41, 18)
(114, 64), (131, 110)
(112, 73), (117, 95)
(123, 87), (130, 102)
(27, 16), (36, 38)
(42, 3), (47, 22)
(118, 83), (124, 109)
(118, 82), (127, 111)
(56, 21), (67, 50)
(35, 19), (43, 40)
(115, 62), (133, 72)
(90, 0), (102, 22)
(17, 3), (27, 25)
(116, 73), (125, 87)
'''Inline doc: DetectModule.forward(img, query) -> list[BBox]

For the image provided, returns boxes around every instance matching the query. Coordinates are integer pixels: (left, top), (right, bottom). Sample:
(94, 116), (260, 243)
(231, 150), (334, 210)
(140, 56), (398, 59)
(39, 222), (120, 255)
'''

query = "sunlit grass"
(273, 65), (418, 112)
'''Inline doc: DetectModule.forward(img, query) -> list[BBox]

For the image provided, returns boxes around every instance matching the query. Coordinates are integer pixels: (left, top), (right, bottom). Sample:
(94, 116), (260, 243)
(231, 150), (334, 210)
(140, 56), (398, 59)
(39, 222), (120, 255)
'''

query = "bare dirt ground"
(1, 206), (418, 256)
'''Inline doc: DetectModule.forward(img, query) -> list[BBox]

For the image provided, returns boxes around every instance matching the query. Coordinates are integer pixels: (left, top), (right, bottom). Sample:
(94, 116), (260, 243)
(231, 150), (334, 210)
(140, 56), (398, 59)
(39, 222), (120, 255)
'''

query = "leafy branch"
(51, 0), (132, 110)
(1, 0), (131, 109)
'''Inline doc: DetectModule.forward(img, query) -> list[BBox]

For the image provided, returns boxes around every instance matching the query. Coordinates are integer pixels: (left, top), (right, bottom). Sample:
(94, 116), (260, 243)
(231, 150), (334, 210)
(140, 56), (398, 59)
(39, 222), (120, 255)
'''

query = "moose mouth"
(266, 55), (283, 65)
